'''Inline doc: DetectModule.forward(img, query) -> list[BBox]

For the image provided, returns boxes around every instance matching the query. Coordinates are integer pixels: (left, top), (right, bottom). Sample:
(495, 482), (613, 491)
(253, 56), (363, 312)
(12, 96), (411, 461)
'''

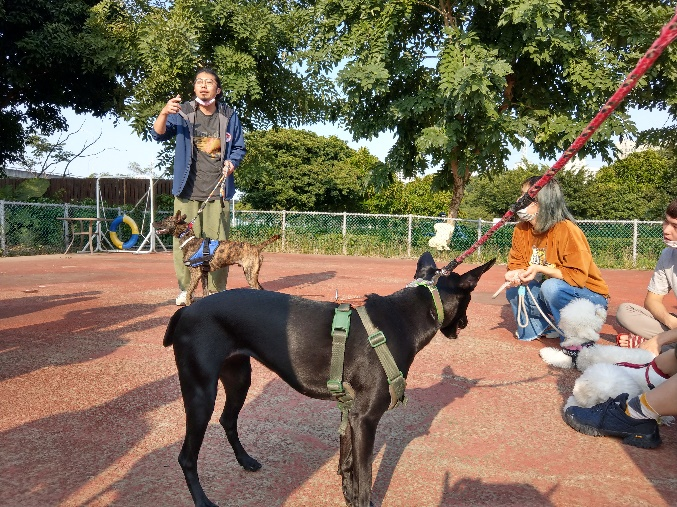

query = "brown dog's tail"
(163, 307), (186, 347)
(257, 234), (281, 250)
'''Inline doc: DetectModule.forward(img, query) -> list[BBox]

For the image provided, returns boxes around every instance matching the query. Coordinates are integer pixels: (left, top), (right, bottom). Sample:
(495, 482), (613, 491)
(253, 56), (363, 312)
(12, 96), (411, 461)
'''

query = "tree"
(364, 174), (452, 216)
(236, 129), (380, 211)
(304, 1), (677, 218)
(585, 150), (675, 219)
(18, 124), (108, 177)
(126, 0), (332, 143)
(0, 0), (138, 174)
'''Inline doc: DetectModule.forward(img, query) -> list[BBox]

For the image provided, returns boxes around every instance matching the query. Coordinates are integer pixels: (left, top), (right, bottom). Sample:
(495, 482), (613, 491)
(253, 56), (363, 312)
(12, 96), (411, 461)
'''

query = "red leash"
(442, 9), (677, 274)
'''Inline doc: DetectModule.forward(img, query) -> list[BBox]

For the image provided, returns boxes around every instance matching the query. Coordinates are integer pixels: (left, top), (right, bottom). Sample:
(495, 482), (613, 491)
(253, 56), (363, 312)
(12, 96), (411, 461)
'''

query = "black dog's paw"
(239, 455), (262, 472)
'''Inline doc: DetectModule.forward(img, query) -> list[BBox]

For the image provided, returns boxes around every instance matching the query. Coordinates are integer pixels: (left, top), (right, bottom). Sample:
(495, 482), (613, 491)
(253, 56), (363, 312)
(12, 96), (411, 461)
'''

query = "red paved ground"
(1, 252), (676, 507)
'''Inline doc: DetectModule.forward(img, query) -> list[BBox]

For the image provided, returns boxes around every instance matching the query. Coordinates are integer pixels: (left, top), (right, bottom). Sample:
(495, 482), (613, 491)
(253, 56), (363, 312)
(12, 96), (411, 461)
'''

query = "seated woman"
(505, 176), (610, 342)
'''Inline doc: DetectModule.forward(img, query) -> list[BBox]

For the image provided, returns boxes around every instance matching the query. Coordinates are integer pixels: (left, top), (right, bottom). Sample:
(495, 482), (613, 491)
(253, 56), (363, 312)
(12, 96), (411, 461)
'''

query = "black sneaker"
(564, 393), (661, 449)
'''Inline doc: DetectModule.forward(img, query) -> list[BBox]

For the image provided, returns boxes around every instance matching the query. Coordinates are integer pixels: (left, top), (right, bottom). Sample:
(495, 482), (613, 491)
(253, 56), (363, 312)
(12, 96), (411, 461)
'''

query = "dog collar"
(178, 222), (194, 239)
(407, 280), (444, 323)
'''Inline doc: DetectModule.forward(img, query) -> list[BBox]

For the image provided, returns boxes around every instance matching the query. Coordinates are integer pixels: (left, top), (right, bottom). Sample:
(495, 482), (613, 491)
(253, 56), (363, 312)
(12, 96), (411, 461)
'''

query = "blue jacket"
(151, 100), (246, 200)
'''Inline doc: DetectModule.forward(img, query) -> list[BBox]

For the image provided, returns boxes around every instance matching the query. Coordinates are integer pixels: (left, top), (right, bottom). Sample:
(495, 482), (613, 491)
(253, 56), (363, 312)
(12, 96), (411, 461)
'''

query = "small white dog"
(538, 298), (654, 370)
(536, 299), (672, 422)
(428, 222), (455, 251)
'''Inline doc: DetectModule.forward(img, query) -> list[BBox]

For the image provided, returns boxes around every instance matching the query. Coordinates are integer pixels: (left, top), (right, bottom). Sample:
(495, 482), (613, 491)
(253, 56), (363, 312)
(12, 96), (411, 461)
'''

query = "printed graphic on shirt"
(529, 246), (547, 266)
(529, 246), (555, 281)
(195, 134), (221, 158)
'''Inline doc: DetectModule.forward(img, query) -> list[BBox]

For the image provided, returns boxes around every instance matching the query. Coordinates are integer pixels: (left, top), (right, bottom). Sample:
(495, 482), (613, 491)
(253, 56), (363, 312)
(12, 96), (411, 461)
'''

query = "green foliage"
(128, 0), (332, 147)
(303, 0), (677, 217)
(364, 174), (452, 216)
(236, 129), (380, 211)
(0, 178), (50, 200)
(0, 0), (136, 170)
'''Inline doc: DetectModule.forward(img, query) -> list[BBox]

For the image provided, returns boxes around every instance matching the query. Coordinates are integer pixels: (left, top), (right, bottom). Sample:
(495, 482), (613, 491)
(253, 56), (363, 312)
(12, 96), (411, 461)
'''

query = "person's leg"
(173, 197), (198, 292)
(538, 278), (608, 326)
(200, 199), (230, 292)
(506, 281), (550, 341)
(616, 302), (670, 338)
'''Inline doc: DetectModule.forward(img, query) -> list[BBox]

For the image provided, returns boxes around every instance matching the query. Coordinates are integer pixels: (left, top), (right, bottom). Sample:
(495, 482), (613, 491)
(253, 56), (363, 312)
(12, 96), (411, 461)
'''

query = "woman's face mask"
(664, 238), (677, 248)
(516, 208), (537, 222)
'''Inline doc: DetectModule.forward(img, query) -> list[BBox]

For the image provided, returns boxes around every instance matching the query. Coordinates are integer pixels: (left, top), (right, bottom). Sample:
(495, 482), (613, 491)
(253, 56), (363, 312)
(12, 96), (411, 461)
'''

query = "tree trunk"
(446, 157), (467, 220)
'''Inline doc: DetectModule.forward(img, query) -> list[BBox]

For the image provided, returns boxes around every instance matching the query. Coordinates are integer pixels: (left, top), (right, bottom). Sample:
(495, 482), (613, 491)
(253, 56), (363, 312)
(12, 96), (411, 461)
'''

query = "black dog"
(163, 252), (495, 507)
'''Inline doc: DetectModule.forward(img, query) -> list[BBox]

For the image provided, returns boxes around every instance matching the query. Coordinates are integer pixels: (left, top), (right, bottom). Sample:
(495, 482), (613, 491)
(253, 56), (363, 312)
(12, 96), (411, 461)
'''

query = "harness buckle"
(368, 331), (386, 348)
(326, 379), (344, 395)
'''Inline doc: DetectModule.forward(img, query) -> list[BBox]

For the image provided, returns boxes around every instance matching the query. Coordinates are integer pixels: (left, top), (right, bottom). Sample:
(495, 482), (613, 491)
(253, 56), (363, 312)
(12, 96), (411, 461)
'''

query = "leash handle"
(442, 10), (677, 274)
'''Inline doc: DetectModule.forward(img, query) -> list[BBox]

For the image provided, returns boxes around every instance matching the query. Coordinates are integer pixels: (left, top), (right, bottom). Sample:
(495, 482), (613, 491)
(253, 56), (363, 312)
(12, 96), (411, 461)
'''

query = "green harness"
(327, 283), (444, 434)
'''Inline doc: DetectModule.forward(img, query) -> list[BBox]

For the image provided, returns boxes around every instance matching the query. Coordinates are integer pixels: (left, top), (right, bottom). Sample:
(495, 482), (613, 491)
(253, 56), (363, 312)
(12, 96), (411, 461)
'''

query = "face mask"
(195, 97), (215, 106)
(516, 209), (537, 222)
(664, 238), (677, 248)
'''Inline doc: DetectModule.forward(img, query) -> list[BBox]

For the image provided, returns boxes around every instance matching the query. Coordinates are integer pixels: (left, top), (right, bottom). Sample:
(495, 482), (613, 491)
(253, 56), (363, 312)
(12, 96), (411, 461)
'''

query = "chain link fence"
(0, 200), (665, 269)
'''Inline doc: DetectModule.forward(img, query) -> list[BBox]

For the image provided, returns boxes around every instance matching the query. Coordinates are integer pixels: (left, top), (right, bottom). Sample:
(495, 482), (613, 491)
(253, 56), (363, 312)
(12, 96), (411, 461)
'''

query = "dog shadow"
(263, 271), (337, 293)
(370, 365), (477, 502)
(439, 472), (557, 506)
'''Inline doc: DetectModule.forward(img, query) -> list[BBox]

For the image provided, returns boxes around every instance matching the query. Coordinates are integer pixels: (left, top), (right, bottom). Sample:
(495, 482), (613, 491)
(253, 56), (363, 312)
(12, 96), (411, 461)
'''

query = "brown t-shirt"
(507, 220), (609, 297)
(180, 109), (222, 201)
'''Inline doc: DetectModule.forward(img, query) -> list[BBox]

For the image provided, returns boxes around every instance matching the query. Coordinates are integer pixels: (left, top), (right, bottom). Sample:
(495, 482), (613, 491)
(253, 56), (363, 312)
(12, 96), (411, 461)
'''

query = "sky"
(38, 105), (675, 179)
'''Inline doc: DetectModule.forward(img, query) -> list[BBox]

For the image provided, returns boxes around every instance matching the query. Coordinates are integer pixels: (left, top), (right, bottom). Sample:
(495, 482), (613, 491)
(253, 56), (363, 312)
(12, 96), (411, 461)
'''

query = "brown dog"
(154, 211), (280, 304)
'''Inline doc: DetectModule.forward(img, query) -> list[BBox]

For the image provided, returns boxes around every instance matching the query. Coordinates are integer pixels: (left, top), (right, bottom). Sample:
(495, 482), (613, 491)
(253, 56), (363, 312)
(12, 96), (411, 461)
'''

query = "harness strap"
(562, 341), (594, 369)
(355, 305), (407, 410)
(328, 303), (354, 435)
(201, 237), (211, 271)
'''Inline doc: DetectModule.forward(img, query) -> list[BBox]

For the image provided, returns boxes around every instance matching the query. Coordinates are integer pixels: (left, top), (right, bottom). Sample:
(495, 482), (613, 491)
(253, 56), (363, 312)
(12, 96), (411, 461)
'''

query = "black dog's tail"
(163, 307), (186, 347)
(257, 234), (281, 249)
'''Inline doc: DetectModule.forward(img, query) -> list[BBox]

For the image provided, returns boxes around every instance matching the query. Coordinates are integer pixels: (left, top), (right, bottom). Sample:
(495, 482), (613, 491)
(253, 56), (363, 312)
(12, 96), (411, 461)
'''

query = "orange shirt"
(507, 220), (609, 298)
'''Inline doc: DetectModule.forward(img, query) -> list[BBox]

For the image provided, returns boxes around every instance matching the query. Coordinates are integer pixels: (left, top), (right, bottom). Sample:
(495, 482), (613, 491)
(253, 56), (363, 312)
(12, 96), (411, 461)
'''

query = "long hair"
(194, 67), (222, 100)
(523, 176), (575, 233)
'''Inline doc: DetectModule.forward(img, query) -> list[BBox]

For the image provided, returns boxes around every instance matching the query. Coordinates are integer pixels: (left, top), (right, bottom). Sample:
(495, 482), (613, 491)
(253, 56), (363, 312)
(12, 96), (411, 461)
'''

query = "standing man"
(152, 67), (246, 305)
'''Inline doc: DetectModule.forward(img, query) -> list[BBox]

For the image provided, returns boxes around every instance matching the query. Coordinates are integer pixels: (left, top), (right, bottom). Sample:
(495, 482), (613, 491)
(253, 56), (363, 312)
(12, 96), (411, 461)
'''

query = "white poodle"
(428, 222), (455, 251)
(538, 298), (654, 370)
(536, 299), (672, 421)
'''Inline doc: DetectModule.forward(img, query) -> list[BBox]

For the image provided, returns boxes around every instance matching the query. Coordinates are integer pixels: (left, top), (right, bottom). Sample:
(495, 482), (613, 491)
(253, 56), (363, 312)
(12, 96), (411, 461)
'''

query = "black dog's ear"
(414, 251), (438, 281)
(458, 258), (496, 290)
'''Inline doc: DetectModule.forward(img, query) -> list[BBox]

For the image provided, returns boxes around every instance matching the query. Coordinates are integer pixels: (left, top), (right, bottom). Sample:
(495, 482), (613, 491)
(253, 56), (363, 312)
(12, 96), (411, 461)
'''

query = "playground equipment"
(89, 177), (167, 254)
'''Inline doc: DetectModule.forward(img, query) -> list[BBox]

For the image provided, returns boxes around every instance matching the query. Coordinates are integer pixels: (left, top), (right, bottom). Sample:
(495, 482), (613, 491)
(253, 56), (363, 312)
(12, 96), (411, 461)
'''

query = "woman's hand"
(505, 270), (522, 287)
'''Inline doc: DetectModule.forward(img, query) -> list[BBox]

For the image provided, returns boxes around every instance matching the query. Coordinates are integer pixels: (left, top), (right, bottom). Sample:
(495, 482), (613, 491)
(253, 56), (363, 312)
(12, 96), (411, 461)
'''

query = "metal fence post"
(342, 212), (347, 255)
(632, 219), (638, 267)
(0, 201), (5, 256)
(407, 215), (412, 258)
(477, 219), (483, 257)
(282, 210), (286, 251)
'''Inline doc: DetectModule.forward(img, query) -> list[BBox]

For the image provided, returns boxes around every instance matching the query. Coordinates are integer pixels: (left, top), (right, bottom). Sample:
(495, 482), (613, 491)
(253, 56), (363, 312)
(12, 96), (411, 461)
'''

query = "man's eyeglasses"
(195, 78), (216, 86)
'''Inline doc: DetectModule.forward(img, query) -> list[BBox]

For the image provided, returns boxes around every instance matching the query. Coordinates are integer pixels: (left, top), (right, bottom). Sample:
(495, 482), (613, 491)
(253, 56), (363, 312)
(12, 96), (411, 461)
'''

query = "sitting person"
(564, 346), (677, 448)
(616, 198), (677, 356)
(505, 176), (610, 342)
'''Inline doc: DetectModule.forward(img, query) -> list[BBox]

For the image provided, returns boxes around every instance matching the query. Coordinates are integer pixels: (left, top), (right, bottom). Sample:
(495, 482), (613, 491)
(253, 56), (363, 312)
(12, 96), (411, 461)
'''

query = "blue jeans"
(506, 278), (608, 342)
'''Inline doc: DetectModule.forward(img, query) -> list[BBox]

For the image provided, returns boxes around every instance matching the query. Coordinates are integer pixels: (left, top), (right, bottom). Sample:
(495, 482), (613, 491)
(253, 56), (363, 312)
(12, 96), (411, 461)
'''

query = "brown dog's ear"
(181, 214), (187, 222)
(174, 210), (182, 219)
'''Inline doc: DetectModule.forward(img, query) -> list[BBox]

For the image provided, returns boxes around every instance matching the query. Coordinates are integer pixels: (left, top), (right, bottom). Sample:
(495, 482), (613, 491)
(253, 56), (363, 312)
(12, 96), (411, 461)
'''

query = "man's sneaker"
(175, 291), (187, 306)
(564, 393), (661, 449)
